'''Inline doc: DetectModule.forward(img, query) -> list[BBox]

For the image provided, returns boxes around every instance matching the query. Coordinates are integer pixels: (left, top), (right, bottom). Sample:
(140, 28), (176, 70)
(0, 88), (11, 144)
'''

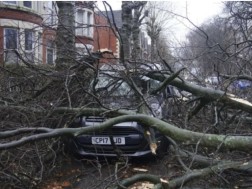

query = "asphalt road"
(39, 155), (174, 189)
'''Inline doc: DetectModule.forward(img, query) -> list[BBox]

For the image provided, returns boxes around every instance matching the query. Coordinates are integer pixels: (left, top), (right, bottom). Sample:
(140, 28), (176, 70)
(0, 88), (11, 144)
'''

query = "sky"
(97, 1), (224, 42)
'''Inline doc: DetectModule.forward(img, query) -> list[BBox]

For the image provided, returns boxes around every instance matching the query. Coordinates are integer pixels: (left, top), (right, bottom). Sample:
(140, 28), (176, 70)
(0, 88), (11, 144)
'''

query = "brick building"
(94, 10), (150, 62)
(0, 1), (149, 66)
(93, 11), (120, 63)
(0, 1), (45, 65)
(0, 1), (95, 65)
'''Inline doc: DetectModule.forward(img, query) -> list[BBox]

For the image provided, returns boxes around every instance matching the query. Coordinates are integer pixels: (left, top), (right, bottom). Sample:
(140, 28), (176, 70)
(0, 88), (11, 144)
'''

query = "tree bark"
(120, 1), (133, 62)
(147, 72), (252, 113)
(2, 114), (252, 152)
(131, 2), (147, 60)
(55, 1), (76, 70)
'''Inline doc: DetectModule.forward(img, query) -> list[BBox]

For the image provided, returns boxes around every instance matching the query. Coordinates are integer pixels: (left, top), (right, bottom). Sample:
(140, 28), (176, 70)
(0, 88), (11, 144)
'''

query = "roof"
(99, 10), (122, 29)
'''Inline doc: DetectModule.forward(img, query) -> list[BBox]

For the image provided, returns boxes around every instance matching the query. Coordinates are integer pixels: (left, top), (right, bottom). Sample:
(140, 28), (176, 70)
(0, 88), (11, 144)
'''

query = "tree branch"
(2, 114), (252, 153)
(147, 72), (252, 113)
(151, 68), (185, 95)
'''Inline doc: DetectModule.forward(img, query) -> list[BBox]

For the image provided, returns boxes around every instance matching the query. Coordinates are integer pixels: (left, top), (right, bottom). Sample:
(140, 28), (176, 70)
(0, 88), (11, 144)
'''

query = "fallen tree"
(2, 2), (252, 189)
(3, 111), (252, 188)
(116, 160), (252, 189)
(147, 71), (252, 114)
(2, 113), (252, 152)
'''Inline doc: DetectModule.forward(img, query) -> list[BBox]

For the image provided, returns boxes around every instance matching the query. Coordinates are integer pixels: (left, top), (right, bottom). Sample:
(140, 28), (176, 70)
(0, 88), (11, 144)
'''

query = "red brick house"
(0, 1), (45, 65)
(0, 1), (95, 65)
(93, 11), (121, 63)
(0, 1), (149, 66)
(94, 10), (150, 63)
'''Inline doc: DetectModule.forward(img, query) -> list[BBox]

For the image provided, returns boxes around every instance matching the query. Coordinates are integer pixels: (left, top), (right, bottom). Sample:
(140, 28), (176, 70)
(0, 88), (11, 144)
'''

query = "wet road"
(39, 155), (174, 189)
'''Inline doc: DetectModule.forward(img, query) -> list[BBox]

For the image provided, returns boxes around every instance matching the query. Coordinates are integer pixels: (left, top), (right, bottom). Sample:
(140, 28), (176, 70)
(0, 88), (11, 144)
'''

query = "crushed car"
(66, 64), (175, 157)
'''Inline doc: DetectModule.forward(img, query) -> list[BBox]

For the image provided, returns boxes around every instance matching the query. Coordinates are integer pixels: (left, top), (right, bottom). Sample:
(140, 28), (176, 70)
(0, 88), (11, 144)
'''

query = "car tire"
(156, 136), (170, 158)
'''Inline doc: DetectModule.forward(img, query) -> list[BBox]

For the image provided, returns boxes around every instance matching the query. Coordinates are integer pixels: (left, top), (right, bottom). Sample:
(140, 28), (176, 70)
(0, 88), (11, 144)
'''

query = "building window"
(3, 1), (17, 4)
(5, 28), (18, 49)
(43, 2), (57, 27)
(47, 49), (54, 65)
(75, 44), (93, 60)
(76, 10), (93, 37)
(46, 40), (55, 65)
(76, 9), (85, 36)
(23, 1), (32, 8)
(87, 12), (92, 37)
(24, 29), (34, 62)
(37, 33), (42, 63)
(4, 28), (19, 64)
(24, 29), (33, 51)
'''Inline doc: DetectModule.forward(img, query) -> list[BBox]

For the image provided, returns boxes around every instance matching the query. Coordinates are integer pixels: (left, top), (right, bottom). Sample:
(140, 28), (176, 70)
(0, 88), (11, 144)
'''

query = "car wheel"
(156, 136), (170, 158)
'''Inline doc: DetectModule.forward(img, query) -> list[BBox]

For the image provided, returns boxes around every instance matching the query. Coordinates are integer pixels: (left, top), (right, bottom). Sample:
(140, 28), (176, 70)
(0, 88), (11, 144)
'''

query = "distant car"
(66, 66), (171, 157)
(205, 76), (220, 85)
(234, 80), (251, 89)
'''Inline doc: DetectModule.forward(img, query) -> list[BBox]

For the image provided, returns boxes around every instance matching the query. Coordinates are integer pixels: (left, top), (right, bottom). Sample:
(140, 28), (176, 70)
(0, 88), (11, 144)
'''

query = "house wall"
(0, 9), (43, 25)
(0, 27), (3, 64)
(0, 2), (44, 65)
(75, 36), (94, 46)
(93, 13), (119, 63)
(42, 29), (56, 65)
(0, 1), (115, 66)
(74, 3), (95, 57)
(0, 1), (45, 15)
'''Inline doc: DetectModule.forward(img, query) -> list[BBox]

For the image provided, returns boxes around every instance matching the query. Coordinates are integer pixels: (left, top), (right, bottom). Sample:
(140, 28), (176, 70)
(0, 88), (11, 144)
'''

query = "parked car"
(68, 116), (169, 157)
(205, 76), (220, 85)
(234, 80), (251, 89)
(66, 66), (171, 157)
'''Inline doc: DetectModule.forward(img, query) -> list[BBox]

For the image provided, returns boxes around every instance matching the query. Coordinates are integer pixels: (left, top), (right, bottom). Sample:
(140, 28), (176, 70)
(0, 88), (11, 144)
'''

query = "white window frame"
(37, 32), (42, 63)
(46, 40), (55, 65)
(87, 11), (93, 37)
(43, 2), (58, 28)
(75, 43), (93, 60)
(76, 9), (86, 36)
(23, 29), (35, 63)
(3, 1), (17, 5)
(4, 28), (18, 50)
(23, 1), (32, 8)
(75, 8), (93, 37)
(24, 29), (34, 52)
(4, 28), (19, 64)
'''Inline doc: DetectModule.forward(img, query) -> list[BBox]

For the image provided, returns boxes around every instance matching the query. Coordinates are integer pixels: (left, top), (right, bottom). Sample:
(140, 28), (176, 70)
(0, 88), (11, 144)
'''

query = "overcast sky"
(97, 1), (224, 42)
(169, 0), (224, 42)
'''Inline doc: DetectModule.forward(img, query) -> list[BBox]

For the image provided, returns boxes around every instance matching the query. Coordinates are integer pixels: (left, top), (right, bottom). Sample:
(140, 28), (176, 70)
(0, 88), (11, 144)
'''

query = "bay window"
(76, 10), (85, 36)
(3, 1), (17, 4)
(4, 28), (18, 64)
(46, 40), (55, 65)
(24, 29), (33, 51)
(24, 29), (34, 62)
(5, 28), (18, 50)
(23, 1), (32, 8)
(76, 9), (93, 37)
(87, 12), (92, 37)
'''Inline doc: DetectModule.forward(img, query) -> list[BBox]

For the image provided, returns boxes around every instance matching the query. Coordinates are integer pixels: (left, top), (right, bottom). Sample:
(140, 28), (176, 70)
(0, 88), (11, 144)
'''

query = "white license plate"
(91, 137), (125, 145)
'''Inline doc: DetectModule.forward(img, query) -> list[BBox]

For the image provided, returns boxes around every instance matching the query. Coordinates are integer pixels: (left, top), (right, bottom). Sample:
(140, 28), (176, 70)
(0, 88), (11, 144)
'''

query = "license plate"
(91, 137), (125, 145)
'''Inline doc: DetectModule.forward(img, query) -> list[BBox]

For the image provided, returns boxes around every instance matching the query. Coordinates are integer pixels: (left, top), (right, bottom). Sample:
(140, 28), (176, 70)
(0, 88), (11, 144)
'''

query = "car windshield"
(95, 74), (134, 96)
(94, 70), (163, 97)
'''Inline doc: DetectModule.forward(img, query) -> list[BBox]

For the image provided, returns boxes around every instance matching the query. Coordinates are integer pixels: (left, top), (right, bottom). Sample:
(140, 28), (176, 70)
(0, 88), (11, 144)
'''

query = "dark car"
(67, 65), (170, 157)
(68, 116), (169, 157)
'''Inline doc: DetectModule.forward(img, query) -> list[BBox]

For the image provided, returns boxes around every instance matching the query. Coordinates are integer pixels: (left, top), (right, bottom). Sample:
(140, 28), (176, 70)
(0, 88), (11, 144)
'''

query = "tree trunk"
(120, 1), (133, 62)
(131, 2), (146, 60)
(2, 113), (252, 153)
(55, 1), (75, 70)
(147, 72), (252, 113)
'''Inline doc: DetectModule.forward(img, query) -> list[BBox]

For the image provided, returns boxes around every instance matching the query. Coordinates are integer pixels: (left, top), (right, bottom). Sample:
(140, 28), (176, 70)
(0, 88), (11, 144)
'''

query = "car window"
(95, 75), (134, 96)
(149, 79), (160, 90)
